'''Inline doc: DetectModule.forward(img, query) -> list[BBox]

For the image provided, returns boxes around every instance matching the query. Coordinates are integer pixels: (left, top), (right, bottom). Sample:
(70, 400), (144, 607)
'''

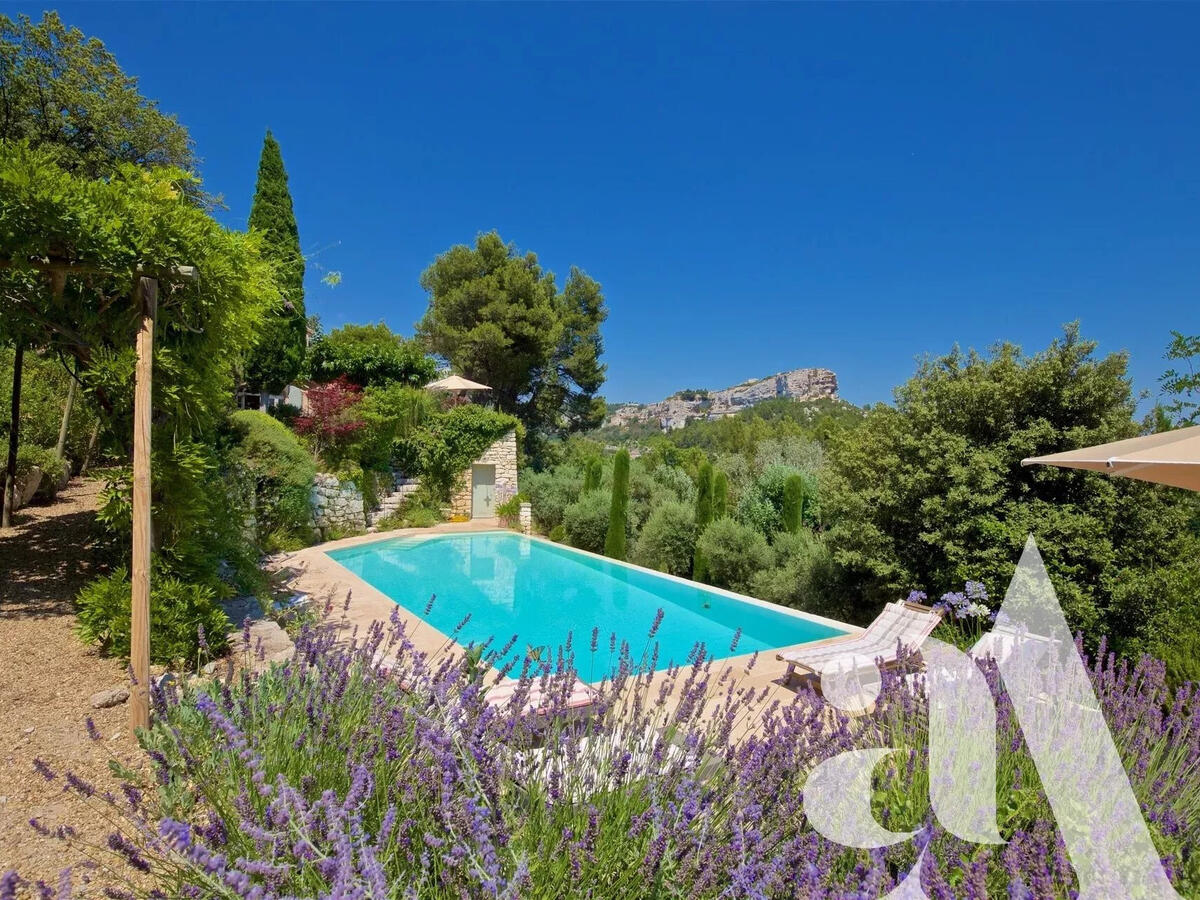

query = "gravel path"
(0, 478), (143, 887)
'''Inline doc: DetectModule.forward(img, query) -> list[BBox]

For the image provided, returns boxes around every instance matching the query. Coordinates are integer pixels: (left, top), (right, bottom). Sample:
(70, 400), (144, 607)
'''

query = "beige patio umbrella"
(425, 375), (492, 393)
(1021, 424), (1200, 492)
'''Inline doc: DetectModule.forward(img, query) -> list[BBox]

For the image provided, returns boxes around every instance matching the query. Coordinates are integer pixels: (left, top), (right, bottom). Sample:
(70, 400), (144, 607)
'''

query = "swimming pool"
(326, 532), (848, 677)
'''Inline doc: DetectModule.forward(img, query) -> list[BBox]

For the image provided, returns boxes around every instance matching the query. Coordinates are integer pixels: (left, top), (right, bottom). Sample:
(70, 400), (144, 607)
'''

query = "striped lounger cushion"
(779, 602), (939, 674)
(484, 678), (598, 716)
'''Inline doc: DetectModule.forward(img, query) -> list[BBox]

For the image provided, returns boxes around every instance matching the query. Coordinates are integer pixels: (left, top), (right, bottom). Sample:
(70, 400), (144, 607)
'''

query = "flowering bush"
(925, 581), (996, 647)
(8, 605), (1200, 898)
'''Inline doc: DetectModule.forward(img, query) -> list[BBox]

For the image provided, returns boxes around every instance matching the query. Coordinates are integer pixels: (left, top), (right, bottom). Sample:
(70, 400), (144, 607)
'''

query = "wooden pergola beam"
(0, 258), (198, 280)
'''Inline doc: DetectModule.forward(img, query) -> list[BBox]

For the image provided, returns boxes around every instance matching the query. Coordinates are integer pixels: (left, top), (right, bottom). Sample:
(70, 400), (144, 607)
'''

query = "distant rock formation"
(605, 367), (839, 431)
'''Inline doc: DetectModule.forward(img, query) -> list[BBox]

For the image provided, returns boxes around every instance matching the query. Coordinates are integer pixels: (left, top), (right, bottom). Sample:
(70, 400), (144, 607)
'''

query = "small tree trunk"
(79, 419), (100, 475)
(2, 342), (24, 528)
(55, 374), (77, 461)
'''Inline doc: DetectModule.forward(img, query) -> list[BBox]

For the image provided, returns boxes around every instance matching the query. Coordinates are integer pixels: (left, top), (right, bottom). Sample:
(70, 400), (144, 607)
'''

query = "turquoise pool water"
(326, 532), (847, 677)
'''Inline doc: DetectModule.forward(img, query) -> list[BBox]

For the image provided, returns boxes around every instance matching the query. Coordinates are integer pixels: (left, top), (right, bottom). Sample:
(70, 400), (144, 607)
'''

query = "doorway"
(471, 464), (496, 518)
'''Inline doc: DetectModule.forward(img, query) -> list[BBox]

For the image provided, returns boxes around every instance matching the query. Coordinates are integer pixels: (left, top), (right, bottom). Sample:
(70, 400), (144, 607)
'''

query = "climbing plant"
(408, 404), (521, 498)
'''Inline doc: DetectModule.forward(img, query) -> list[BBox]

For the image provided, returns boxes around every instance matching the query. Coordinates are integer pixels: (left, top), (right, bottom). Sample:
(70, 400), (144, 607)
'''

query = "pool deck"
(270, 521), (864, 727)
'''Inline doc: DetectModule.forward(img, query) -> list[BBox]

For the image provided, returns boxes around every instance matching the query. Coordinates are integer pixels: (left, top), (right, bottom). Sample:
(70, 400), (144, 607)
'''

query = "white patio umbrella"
(1021, 424), (1200, 492)
(425, 375), (492, 393)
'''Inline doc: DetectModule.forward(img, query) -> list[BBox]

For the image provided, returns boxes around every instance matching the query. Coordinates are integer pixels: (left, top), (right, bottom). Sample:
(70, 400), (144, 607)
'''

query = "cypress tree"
(713, 469), (729, 519)
(693, 461), (714, 581)
(583, 457), (603, 493)
(604, 449), (630, 559)
(245, 130), (307, 395)
(782, 473), (805, 534)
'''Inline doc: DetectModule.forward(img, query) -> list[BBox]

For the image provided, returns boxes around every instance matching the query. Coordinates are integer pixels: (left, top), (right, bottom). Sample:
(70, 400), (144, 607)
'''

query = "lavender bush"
(6, 601), (1199, 899)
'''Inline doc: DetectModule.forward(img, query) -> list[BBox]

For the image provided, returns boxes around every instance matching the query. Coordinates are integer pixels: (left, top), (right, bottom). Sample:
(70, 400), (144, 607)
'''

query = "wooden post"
(129, 277), (157, 731)
(79, 419), (100, 476)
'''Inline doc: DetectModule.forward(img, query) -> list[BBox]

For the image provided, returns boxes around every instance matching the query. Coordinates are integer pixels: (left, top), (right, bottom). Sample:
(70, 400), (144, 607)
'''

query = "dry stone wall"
(310, 473), (366, 534)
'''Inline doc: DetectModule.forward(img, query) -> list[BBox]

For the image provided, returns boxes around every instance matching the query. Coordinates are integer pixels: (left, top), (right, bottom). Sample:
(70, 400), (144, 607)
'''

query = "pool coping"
(273, 523), (863, 691)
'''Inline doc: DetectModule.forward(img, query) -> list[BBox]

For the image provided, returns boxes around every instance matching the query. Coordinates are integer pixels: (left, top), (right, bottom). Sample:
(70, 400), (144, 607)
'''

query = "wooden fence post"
(129, 276), (157, 730)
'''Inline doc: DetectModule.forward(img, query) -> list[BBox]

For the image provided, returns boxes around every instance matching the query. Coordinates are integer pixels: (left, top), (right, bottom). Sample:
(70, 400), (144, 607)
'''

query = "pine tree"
(604, 449), (630, 560)
(713, 469), (729, 519)
(693, 462), (714, 581)
(245, 130), (306, 395)
(782, 473), (805, 534)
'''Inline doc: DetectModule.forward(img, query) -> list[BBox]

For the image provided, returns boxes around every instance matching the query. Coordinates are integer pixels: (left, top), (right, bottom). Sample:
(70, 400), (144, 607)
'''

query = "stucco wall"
(447, 431), (519, 519)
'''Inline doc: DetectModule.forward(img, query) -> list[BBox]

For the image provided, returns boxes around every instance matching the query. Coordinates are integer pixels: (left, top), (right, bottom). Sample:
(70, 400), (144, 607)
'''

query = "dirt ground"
(0, 478), (142, 886)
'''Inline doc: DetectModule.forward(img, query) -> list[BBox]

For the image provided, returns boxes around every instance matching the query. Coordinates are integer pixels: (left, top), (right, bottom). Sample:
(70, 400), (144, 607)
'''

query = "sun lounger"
(484, 676), (599, 718)
(777, 600), (942, 686)
(375, 650), (599, 719)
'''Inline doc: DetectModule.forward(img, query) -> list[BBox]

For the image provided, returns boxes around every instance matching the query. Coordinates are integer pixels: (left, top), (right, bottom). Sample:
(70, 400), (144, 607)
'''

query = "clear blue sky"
(13, 3), (1199, 406)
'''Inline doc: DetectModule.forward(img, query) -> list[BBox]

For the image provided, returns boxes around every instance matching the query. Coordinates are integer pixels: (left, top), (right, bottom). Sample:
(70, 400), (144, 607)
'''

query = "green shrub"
(633, 500), (696, 577)
(751, 530), (839, 614)
(496, 492), (526, 527)
(267, 401), (302, 425)
(734, 464), (809, 536)
(1108, 560), (1200, 687)
(0, 443), (69, 501)
(734, 490), (775, 536)
(353, 383), (437, 471)
(262, 529), (311, 554)
(96, 441), (261, 599)
(563, 490), (616, 554)
(604, 449), (631, 559)
(76, 568), (230, 667)
(227, 410), (315, 543)
(652, 464), (696, 505)
(0, 347), (99, 466)
(521, 465), (584, 531)
(548, 524), (566, 543)
(374, 492), (445, 531)
(1, 443), (63, 484)
(695, 518), (771, 594)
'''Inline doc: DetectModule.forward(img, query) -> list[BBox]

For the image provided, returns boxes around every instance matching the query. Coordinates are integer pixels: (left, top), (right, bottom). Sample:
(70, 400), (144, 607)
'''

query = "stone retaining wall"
(310, 473), (366, 534)
(447, 431), (519, 519)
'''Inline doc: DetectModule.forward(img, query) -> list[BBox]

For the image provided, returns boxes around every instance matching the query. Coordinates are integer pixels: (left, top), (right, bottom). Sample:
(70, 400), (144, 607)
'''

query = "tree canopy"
(0, 142), (278, 583)
(822, 324), (1200, 642)
(0, 144), (276, 414)
(0, 12), (194, 178)
(1160, 330), (1200, 426)
(417, 232), (607, 445)
(244, 130), (307, 394)
(306, 322), (436, 388)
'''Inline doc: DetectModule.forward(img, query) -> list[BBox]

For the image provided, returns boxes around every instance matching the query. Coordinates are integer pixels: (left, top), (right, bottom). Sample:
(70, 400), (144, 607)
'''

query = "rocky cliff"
(605, 367), (838, 431)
